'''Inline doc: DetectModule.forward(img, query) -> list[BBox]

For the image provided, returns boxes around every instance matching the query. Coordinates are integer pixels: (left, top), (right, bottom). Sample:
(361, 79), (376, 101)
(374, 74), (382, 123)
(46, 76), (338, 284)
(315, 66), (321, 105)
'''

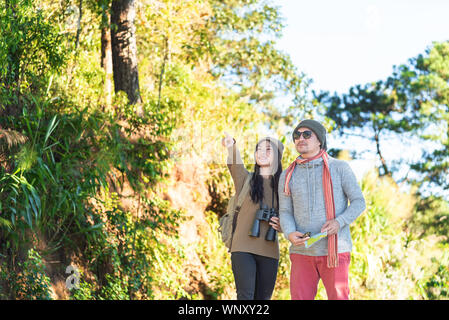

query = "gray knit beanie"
(292, 119), (327, 151)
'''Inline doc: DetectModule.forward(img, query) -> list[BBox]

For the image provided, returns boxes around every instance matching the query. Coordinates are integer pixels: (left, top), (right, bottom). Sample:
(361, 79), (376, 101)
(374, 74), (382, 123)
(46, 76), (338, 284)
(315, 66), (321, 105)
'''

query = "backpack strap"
(229, 172), (252, 251)
(234, 172), (252, 213)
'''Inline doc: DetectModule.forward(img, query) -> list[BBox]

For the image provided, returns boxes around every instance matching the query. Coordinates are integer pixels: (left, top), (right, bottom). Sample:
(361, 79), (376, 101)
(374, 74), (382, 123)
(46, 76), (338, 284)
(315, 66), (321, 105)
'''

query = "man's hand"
(288, 231), (310, 246)
(321, 219), (340, 235)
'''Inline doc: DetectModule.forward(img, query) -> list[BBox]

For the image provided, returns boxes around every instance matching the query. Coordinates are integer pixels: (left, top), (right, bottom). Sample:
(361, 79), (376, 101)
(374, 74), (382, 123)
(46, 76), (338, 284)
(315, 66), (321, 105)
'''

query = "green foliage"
(345, 170), (446, 299)
(0, 0), (305, 301)
(423, 254), (449, 300)
(197, 211), (236, 299)
(67, 189), (189, 300)
(409, 195), (449, 244)
(0, 169), (41, 233)
(69, 274), (96, 300)
(271, 236), (292, 299)
(0, 248), (52, 299)
(394, 42), (449, 194)
(323, 80), (418, 134)
(208, 0), (305, 112)
(0, 86), (181, 298)
(0, 0), (66, 113)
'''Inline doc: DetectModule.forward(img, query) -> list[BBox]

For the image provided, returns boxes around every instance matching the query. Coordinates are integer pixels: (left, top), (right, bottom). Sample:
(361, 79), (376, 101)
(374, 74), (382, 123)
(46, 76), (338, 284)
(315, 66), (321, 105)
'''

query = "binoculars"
(249, 205), (278, 241)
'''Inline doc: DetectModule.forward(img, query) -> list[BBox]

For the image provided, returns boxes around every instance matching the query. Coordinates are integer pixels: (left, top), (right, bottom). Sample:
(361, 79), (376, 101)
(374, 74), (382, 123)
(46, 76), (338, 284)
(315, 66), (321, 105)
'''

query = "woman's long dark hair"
(249, 140), (283, 208)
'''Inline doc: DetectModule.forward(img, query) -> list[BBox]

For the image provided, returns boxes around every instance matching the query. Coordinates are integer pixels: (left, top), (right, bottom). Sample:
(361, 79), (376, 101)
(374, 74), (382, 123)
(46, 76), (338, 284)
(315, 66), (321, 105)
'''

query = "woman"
(222, 131), (284, 300)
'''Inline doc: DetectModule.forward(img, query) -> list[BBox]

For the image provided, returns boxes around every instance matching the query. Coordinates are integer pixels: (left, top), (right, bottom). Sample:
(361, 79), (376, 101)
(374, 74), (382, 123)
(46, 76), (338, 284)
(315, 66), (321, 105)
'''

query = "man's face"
(293, 128), (321, 156)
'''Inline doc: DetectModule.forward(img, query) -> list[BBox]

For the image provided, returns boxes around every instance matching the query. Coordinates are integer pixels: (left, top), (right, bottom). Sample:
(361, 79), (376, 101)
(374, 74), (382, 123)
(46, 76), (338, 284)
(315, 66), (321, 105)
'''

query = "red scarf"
(283, 149), (338, 268)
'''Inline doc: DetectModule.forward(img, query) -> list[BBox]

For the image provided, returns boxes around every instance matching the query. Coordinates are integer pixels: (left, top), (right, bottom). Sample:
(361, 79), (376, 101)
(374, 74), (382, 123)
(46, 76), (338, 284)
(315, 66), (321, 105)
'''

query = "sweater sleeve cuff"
(282, 226), (296, 239)
(335, 216), (346, 229)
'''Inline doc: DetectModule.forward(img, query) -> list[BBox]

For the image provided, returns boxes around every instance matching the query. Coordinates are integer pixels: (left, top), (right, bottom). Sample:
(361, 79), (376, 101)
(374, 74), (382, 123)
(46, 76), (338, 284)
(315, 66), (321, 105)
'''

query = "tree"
(393, 41), (449, 195)
(197, 0), (306, 127)
(321, 80), (419, 176)
(99, 0), (113, 108)
(321, 41), (449, 197)
(110, 0), (141, 105)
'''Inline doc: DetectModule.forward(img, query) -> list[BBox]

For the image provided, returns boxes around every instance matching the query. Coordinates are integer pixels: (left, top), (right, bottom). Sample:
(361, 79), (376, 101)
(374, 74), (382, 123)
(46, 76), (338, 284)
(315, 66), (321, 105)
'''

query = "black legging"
(231, 251), (279, 300)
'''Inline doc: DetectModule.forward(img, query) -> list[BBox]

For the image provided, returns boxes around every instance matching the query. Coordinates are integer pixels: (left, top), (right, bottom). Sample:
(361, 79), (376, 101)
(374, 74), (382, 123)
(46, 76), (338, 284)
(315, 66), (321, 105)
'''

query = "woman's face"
(255, 140), (275, 168)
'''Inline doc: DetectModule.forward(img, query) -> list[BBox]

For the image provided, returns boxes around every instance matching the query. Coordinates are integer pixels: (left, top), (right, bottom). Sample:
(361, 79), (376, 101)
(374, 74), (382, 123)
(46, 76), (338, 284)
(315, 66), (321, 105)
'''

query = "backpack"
(219, 173), (252, 251)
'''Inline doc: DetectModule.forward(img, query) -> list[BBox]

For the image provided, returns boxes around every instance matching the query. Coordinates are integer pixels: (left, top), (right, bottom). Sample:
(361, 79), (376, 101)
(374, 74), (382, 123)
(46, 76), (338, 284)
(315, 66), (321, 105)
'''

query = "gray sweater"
(278, 156), (366, 256)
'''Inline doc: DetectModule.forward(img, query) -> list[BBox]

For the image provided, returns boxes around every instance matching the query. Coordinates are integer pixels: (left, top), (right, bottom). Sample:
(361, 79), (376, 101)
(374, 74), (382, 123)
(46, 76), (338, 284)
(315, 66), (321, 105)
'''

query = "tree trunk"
(110, 0), (141, 105)
(101, 9), (113, 109)
(374, 131), (390, 176)
(75, 0), (83, 51)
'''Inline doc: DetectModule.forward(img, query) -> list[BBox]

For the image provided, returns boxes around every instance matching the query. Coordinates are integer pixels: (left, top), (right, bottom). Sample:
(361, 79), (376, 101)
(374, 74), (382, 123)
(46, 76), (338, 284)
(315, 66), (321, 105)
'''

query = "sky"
(276, 0), (449, 95)
(274, 0), (449, 191)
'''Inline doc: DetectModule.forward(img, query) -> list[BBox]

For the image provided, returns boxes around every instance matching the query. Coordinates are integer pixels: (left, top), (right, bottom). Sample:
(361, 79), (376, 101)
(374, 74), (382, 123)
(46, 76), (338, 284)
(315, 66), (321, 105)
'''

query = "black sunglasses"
(293, 130), (313, 140)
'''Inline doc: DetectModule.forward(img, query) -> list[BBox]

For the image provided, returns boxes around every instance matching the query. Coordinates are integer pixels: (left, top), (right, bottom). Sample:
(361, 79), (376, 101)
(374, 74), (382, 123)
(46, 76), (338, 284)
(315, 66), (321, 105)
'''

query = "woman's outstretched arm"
(222, 131), (249, 194)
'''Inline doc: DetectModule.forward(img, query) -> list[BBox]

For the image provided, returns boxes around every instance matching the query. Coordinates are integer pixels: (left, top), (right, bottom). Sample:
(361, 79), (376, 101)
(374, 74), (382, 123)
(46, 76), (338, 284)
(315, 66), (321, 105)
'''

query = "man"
(278, 119), (366, 300)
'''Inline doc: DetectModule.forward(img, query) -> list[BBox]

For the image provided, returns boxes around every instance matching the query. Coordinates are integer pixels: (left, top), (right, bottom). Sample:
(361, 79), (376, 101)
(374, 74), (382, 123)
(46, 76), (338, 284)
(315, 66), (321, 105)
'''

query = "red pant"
(290, 252), (351, 300)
